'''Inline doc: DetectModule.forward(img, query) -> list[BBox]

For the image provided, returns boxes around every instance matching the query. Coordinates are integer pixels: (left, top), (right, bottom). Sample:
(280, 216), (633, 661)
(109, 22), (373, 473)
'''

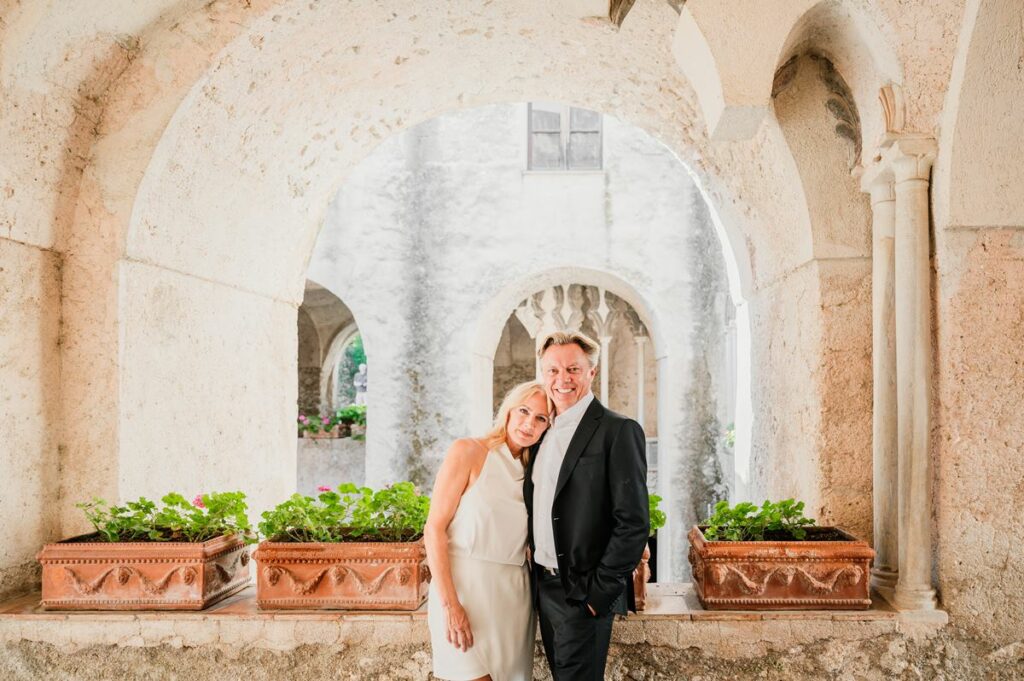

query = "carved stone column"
(890, 138), (938, 611)
(634, 335), (647, 430)
(865, 174), (898, 601)
(860, 136), (938, 611)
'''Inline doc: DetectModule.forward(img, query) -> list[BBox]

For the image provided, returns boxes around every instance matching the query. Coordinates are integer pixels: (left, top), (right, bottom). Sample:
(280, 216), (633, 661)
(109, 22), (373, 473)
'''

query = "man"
(525, 331), (650, 680)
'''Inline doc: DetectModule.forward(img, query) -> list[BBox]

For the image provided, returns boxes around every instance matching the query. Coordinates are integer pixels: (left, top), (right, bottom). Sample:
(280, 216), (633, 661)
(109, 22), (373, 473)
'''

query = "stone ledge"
(0, 584), (945, 657)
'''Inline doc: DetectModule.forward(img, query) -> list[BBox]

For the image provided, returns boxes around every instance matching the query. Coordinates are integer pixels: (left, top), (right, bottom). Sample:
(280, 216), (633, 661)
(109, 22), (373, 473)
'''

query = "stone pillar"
(866, 176), (899, 601)
(861, 136), (938, 611)
(890, 138), (938, 611)
(634, 335), (647, 430)
(599, 335), (612, 403)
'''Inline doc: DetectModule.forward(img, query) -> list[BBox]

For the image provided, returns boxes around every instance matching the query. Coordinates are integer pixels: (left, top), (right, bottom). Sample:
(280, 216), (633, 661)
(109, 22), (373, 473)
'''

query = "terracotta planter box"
(632, 544), (652, 611)
(253, 538), (428, 610)
(37, 533), (251, 610)
(303, 428), (342, 439)
(688, 525), (874, 610)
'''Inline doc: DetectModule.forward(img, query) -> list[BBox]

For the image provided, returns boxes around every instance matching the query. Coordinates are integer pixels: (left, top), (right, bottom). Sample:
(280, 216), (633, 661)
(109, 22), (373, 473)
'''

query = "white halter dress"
(428, 444), (534, 681)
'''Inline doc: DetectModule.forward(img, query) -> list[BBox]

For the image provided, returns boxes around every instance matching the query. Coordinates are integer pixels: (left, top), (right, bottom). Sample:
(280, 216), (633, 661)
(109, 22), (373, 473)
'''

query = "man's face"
(540, 343), (597, 414)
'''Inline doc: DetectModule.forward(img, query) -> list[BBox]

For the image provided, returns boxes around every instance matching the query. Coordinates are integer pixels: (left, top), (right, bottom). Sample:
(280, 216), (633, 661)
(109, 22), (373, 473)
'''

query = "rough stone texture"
(934, 228), (1024, 646)
(1, 612), (1017, 680)
(296, 437), (366, 496)
(0, 238), (60, 598)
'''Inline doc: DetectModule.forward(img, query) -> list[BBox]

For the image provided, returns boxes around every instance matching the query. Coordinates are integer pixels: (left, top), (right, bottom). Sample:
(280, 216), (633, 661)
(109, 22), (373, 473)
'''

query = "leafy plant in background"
(648, 494), (666, 536)
(701, 499), (815, 542)
(722, 422), (736, 448)
(335, 404), (367, 427)
(335, 334), (366, 405)
(258, 482), (429, 543)
(297, 405), (367, 436)
(297, 412), (339, 435)
(76, 491), (253, 543)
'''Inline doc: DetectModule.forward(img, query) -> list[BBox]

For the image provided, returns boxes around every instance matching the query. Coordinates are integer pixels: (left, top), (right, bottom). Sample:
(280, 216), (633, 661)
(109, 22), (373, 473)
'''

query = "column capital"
(860, 135), (937, 188)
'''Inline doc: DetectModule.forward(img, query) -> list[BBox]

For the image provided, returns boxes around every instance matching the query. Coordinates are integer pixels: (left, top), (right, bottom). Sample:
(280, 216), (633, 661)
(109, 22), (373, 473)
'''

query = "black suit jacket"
(524, 397), (650, 614)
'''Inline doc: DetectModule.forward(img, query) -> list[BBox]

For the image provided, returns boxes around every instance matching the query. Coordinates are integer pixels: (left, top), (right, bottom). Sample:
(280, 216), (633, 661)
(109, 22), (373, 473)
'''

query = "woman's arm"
(423, 438), (479, 651)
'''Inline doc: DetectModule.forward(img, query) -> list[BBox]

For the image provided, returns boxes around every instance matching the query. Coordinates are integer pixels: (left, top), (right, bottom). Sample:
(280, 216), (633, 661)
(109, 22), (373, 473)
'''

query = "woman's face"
(505, 391), (552, 451)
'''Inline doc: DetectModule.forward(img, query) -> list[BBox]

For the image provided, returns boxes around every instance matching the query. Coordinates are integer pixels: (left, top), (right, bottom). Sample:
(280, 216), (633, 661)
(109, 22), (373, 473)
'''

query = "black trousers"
(535, 568), (616, 681)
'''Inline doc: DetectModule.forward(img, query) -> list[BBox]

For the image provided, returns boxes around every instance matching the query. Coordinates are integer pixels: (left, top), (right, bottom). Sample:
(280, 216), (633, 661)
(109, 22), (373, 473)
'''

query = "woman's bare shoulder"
(448, 437), (488, 459)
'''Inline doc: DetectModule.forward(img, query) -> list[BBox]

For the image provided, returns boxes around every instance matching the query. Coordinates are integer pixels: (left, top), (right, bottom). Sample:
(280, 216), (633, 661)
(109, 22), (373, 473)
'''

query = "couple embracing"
(424, 331), (651, 680)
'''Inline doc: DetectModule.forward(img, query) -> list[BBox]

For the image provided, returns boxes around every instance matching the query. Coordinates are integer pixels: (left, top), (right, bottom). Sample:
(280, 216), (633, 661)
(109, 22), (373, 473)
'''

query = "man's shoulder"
(595, 404), (638, 429)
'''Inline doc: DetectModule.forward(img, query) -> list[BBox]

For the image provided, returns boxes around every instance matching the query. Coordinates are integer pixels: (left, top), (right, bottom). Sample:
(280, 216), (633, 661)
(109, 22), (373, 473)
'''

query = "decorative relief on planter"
(633, 544), (652, 611)
(37, 534), (250, 610)
(253, 539), (428, 610)
(688, 526), (874, 610)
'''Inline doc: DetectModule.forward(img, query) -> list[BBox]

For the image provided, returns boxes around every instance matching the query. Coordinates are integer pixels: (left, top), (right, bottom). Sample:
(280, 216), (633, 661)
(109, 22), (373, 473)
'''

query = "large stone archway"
(3, 0), (909, 607)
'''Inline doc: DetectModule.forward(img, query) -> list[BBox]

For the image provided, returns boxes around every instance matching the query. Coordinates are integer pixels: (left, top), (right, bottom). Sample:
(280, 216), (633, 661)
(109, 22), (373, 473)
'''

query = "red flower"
(317, 486), (332, 493)
(192, 494), (206, 509)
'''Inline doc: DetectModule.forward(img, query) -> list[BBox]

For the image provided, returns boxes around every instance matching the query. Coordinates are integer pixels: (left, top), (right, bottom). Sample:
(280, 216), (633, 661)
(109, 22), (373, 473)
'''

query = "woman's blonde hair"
(482, 381), (554, 465)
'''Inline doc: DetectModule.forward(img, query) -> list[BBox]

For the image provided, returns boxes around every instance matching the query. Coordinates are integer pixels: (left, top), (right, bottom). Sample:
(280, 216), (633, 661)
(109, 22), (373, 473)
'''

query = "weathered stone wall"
(0, 238), (61, 599)
(933, 228), (1024, 646)
(308, 104), (711, 494)
(1, 616), (1019, 681)
(296, 437), (366, 496)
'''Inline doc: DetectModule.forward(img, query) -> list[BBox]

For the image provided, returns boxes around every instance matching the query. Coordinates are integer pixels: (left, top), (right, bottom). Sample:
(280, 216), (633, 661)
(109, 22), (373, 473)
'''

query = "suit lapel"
(553, 398), (604, 500)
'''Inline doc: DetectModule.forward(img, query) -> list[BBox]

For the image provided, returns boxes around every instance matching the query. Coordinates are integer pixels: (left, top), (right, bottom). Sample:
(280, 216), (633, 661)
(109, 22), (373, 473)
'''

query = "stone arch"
(930, 0), (1024, 641)
(934, 0), (1024, 230)
(673, 0), (901, 143)
(296, 280), (359, 416)
(320, 321), (362, 413)
(471, 266), (665, 431)
(51, 0), (861, 549)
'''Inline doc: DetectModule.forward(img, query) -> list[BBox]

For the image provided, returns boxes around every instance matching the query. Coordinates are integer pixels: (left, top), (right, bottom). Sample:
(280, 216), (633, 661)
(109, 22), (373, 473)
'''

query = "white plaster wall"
(308, 104), (724, 578)
(309, 103), (701, 475)
(0, 237), (61, 597)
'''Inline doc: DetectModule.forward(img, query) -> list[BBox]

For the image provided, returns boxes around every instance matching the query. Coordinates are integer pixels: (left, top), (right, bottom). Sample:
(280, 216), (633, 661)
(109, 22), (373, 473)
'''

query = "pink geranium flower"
(192, 494), (205, 509)
(321, 416), (331, 425)
(317, 485), (332, 492)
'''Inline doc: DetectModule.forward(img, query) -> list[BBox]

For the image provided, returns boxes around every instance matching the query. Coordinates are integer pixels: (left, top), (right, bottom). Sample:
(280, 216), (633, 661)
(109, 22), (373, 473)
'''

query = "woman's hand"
(444, 601), (475, 652)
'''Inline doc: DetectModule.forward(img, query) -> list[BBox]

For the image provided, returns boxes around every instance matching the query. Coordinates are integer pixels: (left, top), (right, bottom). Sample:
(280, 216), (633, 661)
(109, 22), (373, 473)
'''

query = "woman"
(425, 381), (553, 681)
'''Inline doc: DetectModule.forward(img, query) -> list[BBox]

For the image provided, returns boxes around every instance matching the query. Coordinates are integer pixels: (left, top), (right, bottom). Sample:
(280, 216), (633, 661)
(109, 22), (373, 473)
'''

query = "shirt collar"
(552, 391), (594, 431)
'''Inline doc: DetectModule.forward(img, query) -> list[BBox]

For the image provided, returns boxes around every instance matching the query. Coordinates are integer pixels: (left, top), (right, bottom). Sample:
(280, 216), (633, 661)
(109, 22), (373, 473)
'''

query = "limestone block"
(934, 229), (1024, 645)
(0, 238), (61, 597)
(293, 620), (341, 646)
(217, 619), (266, 648)
(257, 621), (297, 651)
(118, 260), (297, 518)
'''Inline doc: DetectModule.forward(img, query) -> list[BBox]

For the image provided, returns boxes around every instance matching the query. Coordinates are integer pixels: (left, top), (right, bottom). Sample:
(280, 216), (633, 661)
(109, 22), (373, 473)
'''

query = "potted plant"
(633, 493), (666, 610)
(298, 412), (343, 439)
(688, 499), (874, 610)
(253, 482), (430, 610)
(335, 404), (367, 440)
(37, 492), (253, 610)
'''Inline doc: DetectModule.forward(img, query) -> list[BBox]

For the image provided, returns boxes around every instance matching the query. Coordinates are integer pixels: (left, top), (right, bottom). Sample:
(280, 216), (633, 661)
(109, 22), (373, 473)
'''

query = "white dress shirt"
(531, 391), (595, 569)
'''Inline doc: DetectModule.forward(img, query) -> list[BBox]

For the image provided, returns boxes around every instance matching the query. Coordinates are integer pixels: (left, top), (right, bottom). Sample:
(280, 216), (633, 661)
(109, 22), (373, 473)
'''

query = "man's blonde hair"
(537, 330), (600, 368)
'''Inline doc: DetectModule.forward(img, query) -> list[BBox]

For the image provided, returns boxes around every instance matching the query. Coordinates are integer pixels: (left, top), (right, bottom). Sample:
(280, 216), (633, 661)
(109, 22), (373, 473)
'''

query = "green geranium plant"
(297, 405), (368, 437)
(702, 498), (815, 542)
(258, 482), (429, 543)
(648, 494), (666, 536)
(76, 491), (254, 543)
